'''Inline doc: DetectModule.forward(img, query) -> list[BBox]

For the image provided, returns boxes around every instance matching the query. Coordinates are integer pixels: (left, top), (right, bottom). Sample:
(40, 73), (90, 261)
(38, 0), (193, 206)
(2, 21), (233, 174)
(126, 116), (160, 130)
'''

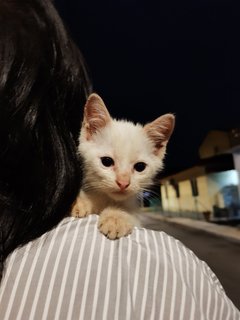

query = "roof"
(160, 153), (234, 183)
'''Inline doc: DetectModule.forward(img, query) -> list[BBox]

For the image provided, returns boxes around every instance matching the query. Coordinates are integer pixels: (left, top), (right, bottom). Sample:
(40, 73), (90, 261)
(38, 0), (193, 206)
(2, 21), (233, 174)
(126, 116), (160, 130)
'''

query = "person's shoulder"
(14, 213), (196, 271)
(59, 214), (178, 244)
(57, 214), (185, 251)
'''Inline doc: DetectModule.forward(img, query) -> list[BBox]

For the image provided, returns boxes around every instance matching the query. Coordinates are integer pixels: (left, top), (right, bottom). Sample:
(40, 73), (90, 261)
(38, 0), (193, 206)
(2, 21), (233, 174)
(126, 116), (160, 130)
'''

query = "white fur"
(71, 93), (174, 239)
(79, 119), (164, 208)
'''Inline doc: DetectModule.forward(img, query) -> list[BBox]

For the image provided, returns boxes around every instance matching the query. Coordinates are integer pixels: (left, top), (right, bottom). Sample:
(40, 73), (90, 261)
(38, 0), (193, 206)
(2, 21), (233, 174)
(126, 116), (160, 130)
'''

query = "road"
(139, 213), (240, 310)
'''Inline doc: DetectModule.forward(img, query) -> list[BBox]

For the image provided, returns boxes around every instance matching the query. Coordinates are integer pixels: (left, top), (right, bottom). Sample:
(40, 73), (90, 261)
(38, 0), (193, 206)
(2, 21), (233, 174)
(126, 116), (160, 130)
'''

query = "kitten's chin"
(108, 190), (133, 201)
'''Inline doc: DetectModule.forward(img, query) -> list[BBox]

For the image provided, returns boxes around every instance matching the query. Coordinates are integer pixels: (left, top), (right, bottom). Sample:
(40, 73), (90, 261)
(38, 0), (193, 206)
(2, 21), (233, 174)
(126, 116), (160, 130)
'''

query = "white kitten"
(71, 93), (175, 239)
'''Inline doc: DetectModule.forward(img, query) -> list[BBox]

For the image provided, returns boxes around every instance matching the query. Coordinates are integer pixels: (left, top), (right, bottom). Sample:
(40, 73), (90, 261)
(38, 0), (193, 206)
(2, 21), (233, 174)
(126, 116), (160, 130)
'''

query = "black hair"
(0, 0), (92, 281)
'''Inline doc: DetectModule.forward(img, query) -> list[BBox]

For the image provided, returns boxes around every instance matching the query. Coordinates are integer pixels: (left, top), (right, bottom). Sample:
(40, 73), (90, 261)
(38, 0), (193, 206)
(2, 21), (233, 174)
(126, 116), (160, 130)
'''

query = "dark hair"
(0, 0), (92, 281)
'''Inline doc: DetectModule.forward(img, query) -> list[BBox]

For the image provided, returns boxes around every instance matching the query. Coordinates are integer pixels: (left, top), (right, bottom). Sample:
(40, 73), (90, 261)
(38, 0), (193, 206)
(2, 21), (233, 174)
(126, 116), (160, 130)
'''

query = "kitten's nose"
(116, 180), (130, 191)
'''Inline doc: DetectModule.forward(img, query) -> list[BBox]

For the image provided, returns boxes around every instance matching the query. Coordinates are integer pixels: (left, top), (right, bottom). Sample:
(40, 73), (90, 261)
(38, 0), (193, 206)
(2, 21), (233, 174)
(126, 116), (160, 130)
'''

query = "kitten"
(71, 93), (175, 239)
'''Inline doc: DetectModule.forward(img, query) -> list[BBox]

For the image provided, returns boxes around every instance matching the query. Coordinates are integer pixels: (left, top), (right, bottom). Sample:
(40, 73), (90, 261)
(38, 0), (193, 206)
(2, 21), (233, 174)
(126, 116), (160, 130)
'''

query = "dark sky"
(55, 0), (240, 175)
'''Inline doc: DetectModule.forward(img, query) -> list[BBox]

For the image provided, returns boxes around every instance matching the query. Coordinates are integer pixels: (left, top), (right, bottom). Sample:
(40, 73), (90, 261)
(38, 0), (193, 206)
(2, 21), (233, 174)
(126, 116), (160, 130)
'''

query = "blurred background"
(56, 0), (240, 175)
(55, 0), (240, 308)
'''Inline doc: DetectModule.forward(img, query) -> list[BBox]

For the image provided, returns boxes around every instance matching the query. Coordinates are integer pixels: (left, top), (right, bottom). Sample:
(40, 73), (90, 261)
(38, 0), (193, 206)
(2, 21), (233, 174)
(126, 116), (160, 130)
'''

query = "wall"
(199, 131), (230, 159)
(233, 153), (240, 200)
(207, 170), (239, 209)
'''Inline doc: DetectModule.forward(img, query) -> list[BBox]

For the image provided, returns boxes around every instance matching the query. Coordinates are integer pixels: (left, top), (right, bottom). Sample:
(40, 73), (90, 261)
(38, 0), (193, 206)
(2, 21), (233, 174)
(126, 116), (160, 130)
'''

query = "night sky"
(55, 0), (240, 175)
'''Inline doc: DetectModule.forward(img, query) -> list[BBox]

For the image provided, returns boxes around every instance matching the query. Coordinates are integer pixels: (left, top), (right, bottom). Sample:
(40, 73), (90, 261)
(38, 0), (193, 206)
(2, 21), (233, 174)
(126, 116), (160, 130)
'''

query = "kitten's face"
(79, 94), (175, 201)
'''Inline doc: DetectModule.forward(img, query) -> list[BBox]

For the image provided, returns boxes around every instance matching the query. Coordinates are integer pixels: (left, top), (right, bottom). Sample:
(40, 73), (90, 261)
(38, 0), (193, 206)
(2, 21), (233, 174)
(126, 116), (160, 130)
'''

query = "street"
(139, 213), (240, 310)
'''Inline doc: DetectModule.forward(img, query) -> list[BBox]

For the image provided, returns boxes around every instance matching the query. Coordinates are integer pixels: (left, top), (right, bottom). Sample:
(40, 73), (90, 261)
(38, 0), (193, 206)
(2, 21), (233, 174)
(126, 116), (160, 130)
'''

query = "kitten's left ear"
(83, 93), (111, 139)
(144, 114), (175, 155)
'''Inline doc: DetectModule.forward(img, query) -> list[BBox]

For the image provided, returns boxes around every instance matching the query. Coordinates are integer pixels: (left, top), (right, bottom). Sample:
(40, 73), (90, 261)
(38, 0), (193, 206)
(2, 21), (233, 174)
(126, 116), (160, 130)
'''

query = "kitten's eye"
(101, 157), (114, 167)
(134, 162), (146, 172)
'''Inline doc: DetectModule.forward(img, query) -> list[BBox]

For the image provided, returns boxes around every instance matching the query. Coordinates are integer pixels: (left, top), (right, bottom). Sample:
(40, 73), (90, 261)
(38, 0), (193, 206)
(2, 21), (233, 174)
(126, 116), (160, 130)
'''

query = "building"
(160, 129), (240, 222)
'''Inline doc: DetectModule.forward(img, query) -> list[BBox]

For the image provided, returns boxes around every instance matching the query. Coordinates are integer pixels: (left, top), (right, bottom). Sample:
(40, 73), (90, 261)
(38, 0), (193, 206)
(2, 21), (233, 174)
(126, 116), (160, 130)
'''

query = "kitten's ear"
(144, 114), (175, 156)
(83, 93), (111, 139)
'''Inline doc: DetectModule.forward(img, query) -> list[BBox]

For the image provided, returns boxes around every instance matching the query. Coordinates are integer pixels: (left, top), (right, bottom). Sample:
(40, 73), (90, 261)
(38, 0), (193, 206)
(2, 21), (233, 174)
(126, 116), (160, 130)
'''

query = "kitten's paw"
(98, 209), (134, 240)
(71, 197), (92, 218)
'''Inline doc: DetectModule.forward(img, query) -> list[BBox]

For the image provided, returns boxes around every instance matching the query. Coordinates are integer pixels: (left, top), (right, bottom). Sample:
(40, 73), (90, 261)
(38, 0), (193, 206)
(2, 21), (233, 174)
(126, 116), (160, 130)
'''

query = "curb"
(142, 212), (240, 244)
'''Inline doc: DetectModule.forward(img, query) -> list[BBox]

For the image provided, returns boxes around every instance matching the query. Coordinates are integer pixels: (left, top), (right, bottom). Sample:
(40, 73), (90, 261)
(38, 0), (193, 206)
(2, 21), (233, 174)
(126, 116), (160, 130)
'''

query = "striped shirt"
(0, 215), (239, 320)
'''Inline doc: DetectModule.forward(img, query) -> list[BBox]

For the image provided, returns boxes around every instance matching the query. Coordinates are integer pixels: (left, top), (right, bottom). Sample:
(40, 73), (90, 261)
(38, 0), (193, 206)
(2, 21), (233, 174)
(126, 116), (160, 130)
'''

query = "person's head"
(0, 0), (91, 279)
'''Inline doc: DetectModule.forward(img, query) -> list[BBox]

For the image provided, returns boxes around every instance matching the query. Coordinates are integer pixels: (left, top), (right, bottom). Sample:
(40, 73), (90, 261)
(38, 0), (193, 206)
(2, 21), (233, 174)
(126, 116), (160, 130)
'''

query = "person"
(0, 1), (239, 319)
(0, 0), (91, 279)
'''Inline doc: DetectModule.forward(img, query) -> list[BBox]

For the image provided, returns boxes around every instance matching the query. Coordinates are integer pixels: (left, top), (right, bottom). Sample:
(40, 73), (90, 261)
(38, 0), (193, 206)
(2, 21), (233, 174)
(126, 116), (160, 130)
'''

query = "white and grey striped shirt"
(0, 215), (239, 320)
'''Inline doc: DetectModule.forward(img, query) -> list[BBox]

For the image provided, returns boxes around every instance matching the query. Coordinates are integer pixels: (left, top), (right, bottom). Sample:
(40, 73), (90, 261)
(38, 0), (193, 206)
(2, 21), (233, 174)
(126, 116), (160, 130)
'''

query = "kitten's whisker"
(137, 187), (160, 202)
(82, 180), (113, 193)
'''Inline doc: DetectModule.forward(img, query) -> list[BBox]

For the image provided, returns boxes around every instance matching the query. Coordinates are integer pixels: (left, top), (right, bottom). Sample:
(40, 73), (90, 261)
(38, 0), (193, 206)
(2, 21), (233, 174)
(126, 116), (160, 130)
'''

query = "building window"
(190, 178), (198, 197)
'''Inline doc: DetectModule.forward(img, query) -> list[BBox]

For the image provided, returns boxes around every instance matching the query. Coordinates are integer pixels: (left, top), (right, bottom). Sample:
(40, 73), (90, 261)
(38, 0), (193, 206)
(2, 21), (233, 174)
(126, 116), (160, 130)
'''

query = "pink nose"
(116, 180), (130, 190)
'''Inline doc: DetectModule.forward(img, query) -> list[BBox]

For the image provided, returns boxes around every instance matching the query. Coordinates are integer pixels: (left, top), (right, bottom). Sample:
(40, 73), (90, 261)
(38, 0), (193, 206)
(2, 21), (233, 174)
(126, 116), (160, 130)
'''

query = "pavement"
(143, 211), (240, 244)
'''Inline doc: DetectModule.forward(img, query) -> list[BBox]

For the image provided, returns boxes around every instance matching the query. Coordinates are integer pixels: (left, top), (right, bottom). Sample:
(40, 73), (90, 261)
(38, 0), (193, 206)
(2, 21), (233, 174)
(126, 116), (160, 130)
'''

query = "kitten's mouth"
(110, 188), (136, 201)
(111, 189), (130, 198)
(113, 190), (128, 195)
